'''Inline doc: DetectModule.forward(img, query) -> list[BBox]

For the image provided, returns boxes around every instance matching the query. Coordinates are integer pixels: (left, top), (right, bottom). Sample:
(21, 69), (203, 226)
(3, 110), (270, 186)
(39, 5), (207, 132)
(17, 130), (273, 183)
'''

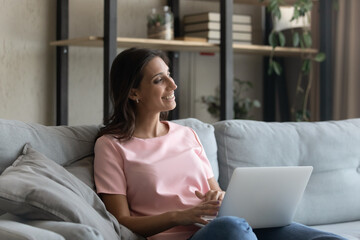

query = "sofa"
(0, 117), (359, 240)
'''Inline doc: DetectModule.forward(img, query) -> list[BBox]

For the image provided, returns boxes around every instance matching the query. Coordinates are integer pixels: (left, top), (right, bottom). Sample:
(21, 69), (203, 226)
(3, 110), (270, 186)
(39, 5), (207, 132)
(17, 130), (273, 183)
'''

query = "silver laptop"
(201, 166), (313, 229)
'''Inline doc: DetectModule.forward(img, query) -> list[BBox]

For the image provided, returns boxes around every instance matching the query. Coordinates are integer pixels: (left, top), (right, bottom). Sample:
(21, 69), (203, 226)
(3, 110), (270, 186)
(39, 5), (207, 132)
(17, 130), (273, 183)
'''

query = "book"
(174, 36), (207, 42)
(185, 30), (252, 41)
(208, 39), (252, 45)
(184, 22), (252, 33)
(184, 12), (251, 24)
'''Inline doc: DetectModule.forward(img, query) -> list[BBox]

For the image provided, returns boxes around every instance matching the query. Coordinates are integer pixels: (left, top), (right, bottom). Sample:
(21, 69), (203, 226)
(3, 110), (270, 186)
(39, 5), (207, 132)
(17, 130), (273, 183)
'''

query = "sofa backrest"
(213, 119), (360, 226)
(172, 118), (219, 181)
(0, 118), (219, 180)
(0, 119), (99, 174)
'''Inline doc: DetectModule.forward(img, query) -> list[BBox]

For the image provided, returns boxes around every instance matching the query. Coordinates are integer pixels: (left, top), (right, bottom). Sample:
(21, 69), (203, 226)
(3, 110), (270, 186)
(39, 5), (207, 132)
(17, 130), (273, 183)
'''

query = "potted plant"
(262, 0), (325, 121)
(202, 78), (261, 120)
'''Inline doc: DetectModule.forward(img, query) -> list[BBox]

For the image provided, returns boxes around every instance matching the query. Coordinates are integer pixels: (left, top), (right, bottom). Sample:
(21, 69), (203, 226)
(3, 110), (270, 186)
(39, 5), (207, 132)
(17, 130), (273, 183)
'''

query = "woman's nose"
(167, 77), (177, 90)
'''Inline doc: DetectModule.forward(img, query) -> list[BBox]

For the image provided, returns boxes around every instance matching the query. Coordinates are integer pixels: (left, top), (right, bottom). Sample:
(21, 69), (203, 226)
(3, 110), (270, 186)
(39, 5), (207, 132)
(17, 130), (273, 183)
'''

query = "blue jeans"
(189, 216), (347, 240)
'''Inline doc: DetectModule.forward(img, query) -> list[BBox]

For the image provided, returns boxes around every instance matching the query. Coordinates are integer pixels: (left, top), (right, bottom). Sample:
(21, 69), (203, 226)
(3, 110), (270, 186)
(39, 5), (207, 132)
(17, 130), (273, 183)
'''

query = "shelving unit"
(53, 0), (318, 125)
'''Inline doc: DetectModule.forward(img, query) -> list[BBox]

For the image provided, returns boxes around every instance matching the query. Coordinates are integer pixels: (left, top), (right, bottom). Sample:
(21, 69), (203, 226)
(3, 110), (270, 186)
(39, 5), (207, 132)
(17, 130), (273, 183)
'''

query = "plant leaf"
(268, 31), (277, 48)
(291, 7), (300, 21)
(269, 0), (278, 10)
(301, 59), (311, 75)
(273, 60), (282, 75)
(274, 7), (281, 20)
(293, 32), (300, 47)
(253, 100), (261, 108)
(303, 32), (312, 48)
(314, 52), (326, 62)
(278, 32), (286, 47)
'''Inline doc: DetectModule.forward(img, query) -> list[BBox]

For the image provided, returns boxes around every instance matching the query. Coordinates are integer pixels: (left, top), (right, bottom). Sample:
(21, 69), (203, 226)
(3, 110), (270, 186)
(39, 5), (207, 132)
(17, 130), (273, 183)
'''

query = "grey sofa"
(0, 118), (359, 240)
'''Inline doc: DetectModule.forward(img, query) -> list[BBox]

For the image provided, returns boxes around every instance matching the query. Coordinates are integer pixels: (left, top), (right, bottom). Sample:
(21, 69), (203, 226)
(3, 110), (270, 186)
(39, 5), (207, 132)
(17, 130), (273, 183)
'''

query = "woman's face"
(132, 56), (177, 115)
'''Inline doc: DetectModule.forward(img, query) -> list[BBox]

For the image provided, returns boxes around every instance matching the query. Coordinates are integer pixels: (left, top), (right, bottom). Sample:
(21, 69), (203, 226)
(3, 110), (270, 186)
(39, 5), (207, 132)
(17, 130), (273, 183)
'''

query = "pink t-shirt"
(94, 121), (214, 240)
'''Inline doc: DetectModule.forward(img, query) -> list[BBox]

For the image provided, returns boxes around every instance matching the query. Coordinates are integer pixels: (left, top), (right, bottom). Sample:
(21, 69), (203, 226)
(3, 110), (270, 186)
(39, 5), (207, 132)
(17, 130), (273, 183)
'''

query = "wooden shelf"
(234, 0), (300, 5)
(233, 43), (317, 56)
(50, 36), (317, 57)
(51, 36), (219, 52)
(191, 0), (316, 6)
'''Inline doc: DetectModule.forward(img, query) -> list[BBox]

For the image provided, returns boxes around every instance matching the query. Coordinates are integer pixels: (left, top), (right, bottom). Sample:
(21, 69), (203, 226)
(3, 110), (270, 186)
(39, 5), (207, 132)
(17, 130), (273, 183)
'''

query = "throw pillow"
(0, 144), (123, 240)
(0, 219), (65, 240)
(27, 221), (103, 240)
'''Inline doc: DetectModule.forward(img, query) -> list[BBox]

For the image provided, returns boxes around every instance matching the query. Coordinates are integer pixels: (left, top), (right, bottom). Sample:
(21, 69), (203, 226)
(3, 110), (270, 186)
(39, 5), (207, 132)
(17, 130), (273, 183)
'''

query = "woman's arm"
(101, 193), (220, 238)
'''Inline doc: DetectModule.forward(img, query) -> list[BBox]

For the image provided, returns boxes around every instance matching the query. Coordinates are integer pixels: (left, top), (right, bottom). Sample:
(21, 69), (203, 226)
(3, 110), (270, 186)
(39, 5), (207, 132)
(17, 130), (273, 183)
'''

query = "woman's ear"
(128, 88), (139, 101)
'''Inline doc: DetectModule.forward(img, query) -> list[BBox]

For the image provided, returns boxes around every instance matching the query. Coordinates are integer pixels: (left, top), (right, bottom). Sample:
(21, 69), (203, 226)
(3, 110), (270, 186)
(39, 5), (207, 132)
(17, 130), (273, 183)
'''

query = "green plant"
(261, 0), (325, 121)
(201, 78), (261, 120)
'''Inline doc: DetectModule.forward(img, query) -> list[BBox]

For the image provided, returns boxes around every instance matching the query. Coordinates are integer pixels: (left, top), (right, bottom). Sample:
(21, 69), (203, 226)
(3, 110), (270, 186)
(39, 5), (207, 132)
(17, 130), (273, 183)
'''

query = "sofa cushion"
(65, 156), (95, 190)
(0, 144), (143, 240)
(312, 221), (360, 240)
(0, 219), (65, 240)
(214, 119), (360, 226)
(0, 118), (99, 174)
(172, 118), (219, 180)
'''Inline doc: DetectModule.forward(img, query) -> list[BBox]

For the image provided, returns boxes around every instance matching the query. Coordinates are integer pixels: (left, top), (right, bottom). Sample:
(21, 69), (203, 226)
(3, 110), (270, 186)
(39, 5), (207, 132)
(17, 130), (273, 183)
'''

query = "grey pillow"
(0, 219), (65, 240)
(27, 221), (103, 240)
(0, 144), (123, 240)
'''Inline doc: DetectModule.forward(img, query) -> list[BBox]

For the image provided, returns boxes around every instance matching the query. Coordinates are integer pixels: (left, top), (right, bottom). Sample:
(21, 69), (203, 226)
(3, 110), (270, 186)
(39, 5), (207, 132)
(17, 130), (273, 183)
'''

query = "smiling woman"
(98, 48), (173, 141)
(92, 48), (345, 240)
(128, 55), (177, 128)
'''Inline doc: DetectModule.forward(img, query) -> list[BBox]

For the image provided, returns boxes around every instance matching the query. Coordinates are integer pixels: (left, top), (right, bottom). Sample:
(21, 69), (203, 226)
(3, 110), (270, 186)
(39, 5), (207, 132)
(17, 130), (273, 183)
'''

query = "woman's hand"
(174, 200), (220, 226)
(195, 190), (225, 202)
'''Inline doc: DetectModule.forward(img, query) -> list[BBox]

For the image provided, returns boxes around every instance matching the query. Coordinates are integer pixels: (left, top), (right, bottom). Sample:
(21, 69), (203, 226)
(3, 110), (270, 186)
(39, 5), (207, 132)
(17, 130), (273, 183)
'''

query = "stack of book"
(183, 12), (252, 44)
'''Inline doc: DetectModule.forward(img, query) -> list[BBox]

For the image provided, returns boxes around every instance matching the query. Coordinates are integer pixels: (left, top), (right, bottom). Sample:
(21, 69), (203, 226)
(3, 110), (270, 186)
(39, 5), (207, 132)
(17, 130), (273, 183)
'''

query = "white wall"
(1, 0), (263, 125)
(0, 0), (56, 125)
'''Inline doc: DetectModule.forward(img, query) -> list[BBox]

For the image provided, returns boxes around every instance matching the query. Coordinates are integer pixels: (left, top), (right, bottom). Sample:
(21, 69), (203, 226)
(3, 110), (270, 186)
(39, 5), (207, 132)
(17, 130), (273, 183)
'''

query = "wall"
(1, 0), (263, 126)
(0, 0), (56, 125)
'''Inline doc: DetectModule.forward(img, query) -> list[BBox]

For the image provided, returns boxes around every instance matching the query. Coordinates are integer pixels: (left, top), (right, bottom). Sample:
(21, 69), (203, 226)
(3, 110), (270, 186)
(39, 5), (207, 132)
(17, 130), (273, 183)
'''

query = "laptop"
(199, 166), (313, 229)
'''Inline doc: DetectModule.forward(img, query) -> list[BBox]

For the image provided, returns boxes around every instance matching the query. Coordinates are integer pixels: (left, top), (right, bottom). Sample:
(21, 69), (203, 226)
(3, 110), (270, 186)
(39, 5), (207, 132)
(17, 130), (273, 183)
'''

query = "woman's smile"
(162, 93), (175, 101)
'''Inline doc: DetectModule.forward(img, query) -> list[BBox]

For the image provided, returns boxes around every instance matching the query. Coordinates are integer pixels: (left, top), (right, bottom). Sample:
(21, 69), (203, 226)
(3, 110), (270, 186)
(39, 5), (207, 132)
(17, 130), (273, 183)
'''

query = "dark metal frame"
(168, 0), (180, 120)
(103, 0), (117, 124)
(56, 0), (68, 125)
(220, 0), (234, 120)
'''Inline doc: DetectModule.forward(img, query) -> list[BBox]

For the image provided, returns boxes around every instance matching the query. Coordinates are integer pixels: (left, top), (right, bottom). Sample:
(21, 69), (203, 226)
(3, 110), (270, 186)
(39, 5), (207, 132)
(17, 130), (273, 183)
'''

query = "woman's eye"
(154, 78), (163, 84)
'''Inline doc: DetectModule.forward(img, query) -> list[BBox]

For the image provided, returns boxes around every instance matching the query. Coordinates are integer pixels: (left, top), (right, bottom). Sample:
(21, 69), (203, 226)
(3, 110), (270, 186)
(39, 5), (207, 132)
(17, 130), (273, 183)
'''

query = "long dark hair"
(97, 48), (169, 141)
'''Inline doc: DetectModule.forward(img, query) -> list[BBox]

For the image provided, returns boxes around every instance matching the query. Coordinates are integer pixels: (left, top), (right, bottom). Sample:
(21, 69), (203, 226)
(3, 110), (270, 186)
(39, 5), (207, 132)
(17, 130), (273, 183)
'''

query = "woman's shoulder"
(95, 134), (121, 147)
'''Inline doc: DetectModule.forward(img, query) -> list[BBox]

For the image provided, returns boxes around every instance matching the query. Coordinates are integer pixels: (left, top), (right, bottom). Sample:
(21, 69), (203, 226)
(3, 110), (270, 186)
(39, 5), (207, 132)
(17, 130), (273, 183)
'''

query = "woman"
(94, 48), (346, 240)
